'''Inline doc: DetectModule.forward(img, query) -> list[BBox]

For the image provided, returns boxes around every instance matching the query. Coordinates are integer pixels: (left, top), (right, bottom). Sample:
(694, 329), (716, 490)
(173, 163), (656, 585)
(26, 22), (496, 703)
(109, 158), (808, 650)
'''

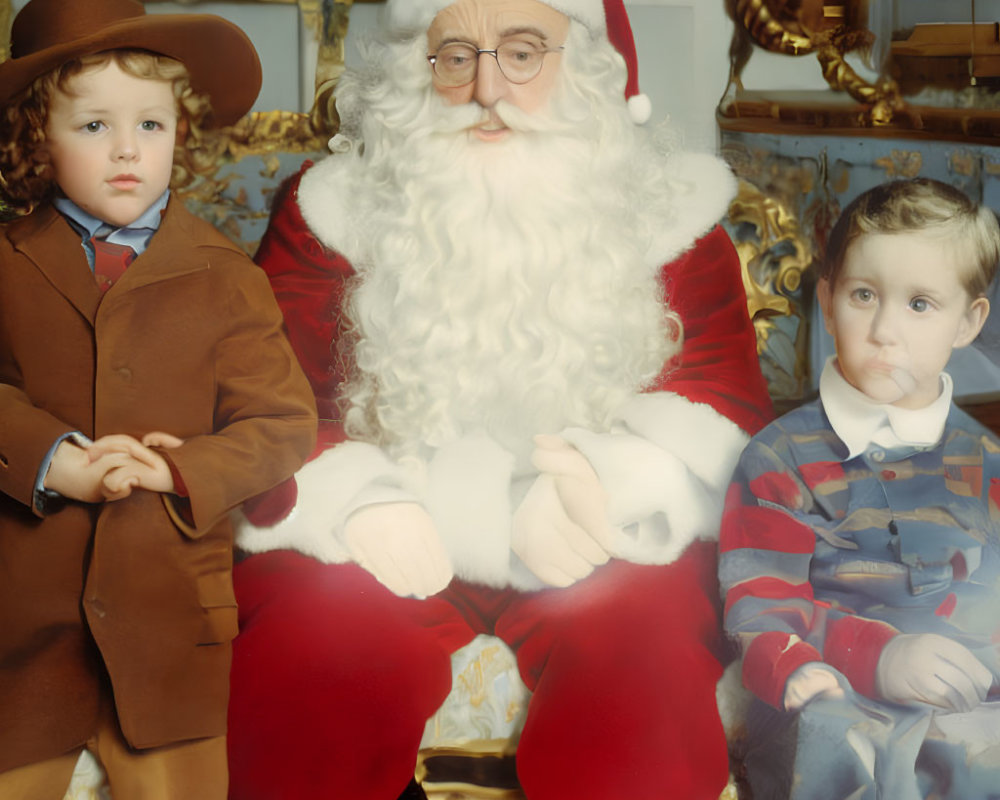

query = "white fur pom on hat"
(387, 0), (651, 123)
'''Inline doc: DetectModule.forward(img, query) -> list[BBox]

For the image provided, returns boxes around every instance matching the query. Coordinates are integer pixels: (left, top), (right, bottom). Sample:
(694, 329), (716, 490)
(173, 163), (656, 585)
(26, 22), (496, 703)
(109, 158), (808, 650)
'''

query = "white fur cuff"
(235, 441), (408, 564)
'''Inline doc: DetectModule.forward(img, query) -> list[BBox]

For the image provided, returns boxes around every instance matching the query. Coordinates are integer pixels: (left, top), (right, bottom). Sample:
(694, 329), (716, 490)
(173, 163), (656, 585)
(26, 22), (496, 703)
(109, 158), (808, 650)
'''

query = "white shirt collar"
(819, 356), (953, 459)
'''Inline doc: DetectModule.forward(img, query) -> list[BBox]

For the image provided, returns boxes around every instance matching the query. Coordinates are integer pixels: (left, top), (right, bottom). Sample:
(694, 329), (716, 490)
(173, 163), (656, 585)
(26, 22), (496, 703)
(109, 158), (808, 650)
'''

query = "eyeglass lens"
(432, 41), (548, 86)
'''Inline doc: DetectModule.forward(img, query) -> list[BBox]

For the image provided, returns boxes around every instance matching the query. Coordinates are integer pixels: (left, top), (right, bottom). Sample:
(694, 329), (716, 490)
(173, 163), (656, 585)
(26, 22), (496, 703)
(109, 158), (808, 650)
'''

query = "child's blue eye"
(139, 120), (162, 131)
(851, 288), (874, 303)
(83, 121), (105, 133)
(910, 298), (929, 312)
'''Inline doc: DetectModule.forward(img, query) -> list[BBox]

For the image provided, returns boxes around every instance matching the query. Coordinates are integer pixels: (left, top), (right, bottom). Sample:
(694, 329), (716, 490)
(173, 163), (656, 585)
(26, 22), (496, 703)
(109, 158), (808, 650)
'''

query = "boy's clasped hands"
(44, 432), (184, 503)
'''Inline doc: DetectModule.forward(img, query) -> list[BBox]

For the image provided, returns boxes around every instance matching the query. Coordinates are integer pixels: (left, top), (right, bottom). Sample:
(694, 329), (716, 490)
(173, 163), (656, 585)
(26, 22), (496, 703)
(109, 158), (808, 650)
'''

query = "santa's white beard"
(340, 38), (680, 458)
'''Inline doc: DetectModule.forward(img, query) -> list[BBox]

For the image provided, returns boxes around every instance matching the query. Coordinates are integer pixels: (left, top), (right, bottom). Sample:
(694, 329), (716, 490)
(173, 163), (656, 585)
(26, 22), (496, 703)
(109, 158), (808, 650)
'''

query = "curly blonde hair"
(0, 49), (212, 216)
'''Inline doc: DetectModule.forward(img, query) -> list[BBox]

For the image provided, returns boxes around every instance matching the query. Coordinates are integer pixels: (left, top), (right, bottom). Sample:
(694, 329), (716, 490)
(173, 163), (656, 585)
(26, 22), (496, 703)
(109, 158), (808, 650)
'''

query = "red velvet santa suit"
(226, 142), (772, 798)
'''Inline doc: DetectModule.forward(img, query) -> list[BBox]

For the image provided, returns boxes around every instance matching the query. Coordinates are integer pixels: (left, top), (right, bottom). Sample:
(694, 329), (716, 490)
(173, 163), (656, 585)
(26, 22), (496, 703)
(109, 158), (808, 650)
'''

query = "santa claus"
(228, 0), (772, 797)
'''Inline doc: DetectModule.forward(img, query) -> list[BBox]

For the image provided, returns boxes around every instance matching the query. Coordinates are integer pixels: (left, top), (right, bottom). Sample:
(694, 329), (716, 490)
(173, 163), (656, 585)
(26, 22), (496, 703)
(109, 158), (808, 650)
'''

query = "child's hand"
(876, 633), (993, 712)
(141, 431), (184, 450)
(783, 663), (845, 711)
(86, 434), (176, 500)
(44, 439), (133, 503)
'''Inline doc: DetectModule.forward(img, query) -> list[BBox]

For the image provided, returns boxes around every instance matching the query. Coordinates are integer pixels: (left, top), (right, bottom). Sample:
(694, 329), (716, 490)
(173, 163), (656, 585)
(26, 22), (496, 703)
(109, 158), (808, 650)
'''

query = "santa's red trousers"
(227, 541), (730, 799)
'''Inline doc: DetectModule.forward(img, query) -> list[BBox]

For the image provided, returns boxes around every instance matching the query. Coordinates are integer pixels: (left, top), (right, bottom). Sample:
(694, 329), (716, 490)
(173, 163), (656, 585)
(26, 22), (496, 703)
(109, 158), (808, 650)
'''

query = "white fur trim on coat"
(237, 390), (749, 591)
(235, 441), (410, 564)
(560, 391), (749, 564)
(646, 152), (737, 268)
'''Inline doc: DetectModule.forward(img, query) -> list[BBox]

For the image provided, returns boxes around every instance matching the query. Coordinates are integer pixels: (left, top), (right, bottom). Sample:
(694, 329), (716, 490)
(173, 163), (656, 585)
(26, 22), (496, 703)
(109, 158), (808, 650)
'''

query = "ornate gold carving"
(1, 0), (11, 63)
(732, 0), (815, 56)
(730, 181), (808, 322)
(874, 149), (923, 178)
(951, 151), (977, 177)
(728, 179), (813, 402)
(728, 0), (904, 126)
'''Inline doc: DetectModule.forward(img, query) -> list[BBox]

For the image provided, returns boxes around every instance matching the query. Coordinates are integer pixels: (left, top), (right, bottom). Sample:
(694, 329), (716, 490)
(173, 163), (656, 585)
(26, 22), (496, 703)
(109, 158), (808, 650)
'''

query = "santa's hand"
(343, 502), (453, 599)
(531, 434), (617, 552)
(876, 633), (993, 712)
(783, 662), (846, 711)
(512, 472), (610, 587)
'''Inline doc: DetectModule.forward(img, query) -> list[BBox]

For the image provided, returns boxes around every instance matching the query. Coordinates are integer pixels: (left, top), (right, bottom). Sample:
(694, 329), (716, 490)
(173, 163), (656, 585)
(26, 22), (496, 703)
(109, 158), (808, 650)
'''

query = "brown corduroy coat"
(0, 198), (317, 771)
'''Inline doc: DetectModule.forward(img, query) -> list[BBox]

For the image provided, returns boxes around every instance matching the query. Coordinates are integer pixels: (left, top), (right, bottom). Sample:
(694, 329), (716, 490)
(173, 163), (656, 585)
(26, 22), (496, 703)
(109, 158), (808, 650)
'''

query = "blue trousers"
(743, 672), (1000, 800)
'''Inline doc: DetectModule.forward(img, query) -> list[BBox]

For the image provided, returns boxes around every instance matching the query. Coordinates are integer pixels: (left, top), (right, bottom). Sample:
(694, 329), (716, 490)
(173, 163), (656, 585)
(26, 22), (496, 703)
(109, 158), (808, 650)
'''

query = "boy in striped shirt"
(721, 178), (1000, 800)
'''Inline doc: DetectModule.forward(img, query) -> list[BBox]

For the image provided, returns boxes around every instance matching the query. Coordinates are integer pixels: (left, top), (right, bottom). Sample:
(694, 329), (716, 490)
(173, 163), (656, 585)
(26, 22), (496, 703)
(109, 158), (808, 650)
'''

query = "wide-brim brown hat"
(0, 0), (262, 127)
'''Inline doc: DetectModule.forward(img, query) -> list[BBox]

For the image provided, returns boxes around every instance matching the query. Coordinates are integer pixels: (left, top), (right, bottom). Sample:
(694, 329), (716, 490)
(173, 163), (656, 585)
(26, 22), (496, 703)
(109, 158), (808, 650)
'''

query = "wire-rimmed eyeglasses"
(427, 41), (564, 87)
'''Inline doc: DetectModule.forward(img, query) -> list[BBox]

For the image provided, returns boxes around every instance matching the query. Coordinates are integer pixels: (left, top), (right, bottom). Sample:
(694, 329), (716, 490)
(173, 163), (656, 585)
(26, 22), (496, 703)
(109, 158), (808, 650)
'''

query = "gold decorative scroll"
(732, 0), (815, 56)
(728, 179), (812, 402)
(730, 0), (903, 126)
(1, 0), (11, 63)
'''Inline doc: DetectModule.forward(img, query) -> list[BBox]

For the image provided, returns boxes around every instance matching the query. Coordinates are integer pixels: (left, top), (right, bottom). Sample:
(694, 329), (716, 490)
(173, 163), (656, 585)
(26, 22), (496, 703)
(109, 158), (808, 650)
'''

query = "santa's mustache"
(425, 97), (580, 137)
(485, 100), (580, 134)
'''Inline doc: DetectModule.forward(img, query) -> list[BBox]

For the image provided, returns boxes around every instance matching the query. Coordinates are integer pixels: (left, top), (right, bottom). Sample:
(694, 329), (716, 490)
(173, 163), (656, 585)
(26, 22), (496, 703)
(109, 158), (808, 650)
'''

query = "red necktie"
(91, 237), (136, 292)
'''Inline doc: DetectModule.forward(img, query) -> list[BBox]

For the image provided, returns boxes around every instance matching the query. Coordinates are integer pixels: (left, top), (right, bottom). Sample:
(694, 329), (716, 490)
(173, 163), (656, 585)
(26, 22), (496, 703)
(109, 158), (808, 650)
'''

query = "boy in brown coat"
(0, 0), (317, 796)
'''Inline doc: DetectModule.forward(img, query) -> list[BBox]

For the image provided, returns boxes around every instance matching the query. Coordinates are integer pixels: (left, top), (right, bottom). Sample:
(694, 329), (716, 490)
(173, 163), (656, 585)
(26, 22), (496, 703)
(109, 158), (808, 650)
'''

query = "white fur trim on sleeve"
(234, 440), (410, 564)
(615, 392), (749, 497)
(560, 391), (749, 564)
(649, 152), (737, 267)
(297, 153), (364, 265)
(422, 433), (519, 588)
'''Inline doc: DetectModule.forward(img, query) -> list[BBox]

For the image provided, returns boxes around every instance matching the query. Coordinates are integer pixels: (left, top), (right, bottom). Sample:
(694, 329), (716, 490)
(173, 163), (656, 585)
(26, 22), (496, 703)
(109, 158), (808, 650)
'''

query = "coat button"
(89, 598), (107, 618)
(881, 470), (896, 480)
(117, 367), (132, 382)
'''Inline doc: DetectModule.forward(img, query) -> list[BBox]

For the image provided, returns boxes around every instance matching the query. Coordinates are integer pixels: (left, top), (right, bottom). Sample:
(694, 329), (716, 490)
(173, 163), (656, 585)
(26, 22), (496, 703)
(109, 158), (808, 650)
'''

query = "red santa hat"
(388, 0), (652, 124)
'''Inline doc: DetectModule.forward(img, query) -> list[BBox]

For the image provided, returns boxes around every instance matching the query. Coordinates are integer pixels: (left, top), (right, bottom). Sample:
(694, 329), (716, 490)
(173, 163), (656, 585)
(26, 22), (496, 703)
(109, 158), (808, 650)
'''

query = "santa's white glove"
(783, 662), (846, 711)
(531, 434), (618, 553)
(875, 633), (993, 712)
(343, 502), (453, 599)
(512, 471), (610, 588)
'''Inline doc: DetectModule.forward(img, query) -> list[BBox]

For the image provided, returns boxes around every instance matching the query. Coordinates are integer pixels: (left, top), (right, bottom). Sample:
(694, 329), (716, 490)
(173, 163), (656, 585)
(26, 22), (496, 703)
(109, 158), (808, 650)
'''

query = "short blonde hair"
(823, 178), (1000, 298)
(0, 49), (211, 216)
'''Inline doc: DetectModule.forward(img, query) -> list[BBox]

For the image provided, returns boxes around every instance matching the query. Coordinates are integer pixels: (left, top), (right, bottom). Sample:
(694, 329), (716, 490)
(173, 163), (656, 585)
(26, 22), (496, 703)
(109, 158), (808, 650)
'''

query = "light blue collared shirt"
(53, 190), (169, 270)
